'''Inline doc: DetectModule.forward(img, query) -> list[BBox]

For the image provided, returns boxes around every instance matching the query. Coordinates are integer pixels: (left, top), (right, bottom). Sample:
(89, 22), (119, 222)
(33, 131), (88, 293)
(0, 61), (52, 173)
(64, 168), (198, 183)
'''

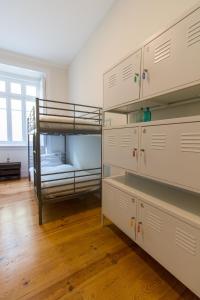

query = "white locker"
(138, 200), (200, 297)
(103, 64), (120, 109)
(102, 182), (137, 241)
(140, 121), (200, 193)
(103, 127), (139, 172)
(137, 201), (172, 268)
(168, 217), (200, 297)
(118, 50), (141, 105)
(103, 129), (119, 167)
(142, 8), (200, 98)
(103, 50), (141, 109)
(102, 177), (200, 297)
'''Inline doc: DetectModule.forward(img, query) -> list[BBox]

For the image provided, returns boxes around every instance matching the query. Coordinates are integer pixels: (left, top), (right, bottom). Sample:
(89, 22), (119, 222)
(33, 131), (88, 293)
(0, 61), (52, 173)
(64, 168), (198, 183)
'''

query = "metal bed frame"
(27, 98), (102, 225)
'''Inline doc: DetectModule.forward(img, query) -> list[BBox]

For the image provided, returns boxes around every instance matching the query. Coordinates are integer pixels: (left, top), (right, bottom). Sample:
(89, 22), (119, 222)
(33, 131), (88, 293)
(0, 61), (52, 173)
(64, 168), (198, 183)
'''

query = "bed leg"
(39, 202), (43, 225)
(101, 213), (105, 227)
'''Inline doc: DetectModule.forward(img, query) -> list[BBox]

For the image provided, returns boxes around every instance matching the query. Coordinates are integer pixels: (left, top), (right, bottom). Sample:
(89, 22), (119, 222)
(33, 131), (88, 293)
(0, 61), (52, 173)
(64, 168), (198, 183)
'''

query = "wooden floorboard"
(0, 179), (198, 300)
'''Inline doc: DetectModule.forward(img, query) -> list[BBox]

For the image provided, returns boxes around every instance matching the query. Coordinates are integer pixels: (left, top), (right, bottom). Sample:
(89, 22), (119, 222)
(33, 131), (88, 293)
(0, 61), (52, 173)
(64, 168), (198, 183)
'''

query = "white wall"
(68, 0), (199, 107)
(67, 135), (101, 169)
(0, 49), (68, 177)
(0, 49), (68, 101)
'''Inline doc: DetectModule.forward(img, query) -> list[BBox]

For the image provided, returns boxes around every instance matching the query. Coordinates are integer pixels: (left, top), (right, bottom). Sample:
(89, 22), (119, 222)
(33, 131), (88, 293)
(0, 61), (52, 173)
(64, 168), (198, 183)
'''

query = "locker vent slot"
(108, 74), (117, 88)
(147, 211), (162, 233)
(118, 195), (129, 210)
(154, 40), (171, 64)
(120, 134), (132, 148)
(122, 64), (134, 80)
(151, 133), (166, 150)
(107, 135), (117, 147)
(181, 133), (200, 153)
(188, 20), (200, 47)
(175, 228), (197, 256)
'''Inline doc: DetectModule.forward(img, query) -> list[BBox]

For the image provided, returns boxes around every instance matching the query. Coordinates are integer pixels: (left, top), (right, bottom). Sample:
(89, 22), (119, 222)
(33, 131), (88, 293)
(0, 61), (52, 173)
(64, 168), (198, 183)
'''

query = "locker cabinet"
(103, 50), (141, 109)
(137, 201), (172, 269)
(103, 129), (119, 167)
(103, 64), (120, 109)
(103, 127), (139, 172)
(102, 182), (137, 241)
(142, 8), (200, 98)
(138, 200), (200, 297)
(140, 121), (200, 193)
(168, 217), (200, 297)
(102, 178), (200, 297)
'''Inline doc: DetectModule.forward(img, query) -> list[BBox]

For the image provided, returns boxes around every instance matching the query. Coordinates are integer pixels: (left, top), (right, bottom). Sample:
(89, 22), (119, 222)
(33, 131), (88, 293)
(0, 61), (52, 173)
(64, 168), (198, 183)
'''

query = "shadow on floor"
(42, 194), (101, 223)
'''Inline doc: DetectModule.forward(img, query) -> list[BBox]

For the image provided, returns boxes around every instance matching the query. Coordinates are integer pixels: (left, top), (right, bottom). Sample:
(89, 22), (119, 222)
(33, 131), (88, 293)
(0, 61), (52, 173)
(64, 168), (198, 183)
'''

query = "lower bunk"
(30, 163), (101, 202)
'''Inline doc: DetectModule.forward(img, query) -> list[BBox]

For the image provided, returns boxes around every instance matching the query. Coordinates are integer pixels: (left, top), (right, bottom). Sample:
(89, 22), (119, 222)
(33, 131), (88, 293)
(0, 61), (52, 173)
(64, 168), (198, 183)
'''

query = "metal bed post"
(100, 108), (104, 225)
(64, 135), (67, 164)
(73, 103), (75, 131)
(36, 98), (42, 225)
(27, 118), (31, 182)
(33, 134), (36, 189)
(100, 108), (103, 202)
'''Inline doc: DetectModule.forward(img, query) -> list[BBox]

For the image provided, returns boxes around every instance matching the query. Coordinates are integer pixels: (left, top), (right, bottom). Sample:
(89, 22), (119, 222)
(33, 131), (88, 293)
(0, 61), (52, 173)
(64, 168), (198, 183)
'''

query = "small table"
(0, 162), (21, 180)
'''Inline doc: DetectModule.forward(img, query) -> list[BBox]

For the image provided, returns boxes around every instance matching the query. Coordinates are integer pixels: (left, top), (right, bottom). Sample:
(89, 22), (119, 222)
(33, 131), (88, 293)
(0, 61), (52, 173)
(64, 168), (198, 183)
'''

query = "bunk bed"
(27, 98), (102, 224)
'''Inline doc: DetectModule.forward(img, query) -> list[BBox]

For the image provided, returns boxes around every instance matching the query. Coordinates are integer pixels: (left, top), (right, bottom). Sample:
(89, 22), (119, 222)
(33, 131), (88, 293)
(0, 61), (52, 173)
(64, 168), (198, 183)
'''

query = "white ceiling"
(0, 0), (115, 67)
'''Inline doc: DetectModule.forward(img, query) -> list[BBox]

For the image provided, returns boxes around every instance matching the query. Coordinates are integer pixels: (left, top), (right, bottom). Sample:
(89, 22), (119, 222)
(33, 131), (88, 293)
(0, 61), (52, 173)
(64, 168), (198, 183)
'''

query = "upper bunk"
(27, 98), (102, 135)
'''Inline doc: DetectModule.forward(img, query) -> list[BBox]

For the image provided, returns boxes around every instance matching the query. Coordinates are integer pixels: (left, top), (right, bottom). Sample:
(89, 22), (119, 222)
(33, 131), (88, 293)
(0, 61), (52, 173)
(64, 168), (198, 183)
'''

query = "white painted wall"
(67, 135), (101, 169)
(68, 0), (199, 107)
(0, 49), (68, 101)
(0, 49), (68, 177)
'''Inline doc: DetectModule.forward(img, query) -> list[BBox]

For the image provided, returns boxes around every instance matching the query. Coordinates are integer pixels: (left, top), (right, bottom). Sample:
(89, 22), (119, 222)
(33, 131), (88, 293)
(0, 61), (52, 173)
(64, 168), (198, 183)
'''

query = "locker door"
(103, 64), (120, 109)
(103, 129), (118, 166)
(167, 216), (200, 297)
(142, 8), (200, 98)
(140, 122), (200, 192)
(102, 181), (115, 223)
(102, 182), (137, 241)
(118, 50), (141, 105)
(137, 201), (171, 268)
(118, 127), (139, 172)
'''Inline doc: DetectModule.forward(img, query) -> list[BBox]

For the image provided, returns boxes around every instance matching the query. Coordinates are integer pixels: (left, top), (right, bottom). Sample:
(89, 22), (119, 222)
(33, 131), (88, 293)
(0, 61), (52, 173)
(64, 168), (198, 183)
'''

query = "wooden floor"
(0, 179), (198, 300)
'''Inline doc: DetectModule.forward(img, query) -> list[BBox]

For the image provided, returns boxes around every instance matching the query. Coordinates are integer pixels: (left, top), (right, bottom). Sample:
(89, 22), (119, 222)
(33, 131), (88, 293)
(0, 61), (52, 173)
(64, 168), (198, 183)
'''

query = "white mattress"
(30, 164), (101, 199)
(39, 115), (101, 132)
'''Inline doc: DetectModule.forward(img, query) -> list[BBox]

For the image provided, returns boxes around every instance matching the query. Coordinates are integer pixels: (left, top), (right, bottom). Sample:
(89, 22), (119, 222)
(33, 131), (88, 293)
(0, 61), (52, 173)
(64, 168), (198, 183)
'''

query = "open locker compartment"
(102, 173), (200, 297)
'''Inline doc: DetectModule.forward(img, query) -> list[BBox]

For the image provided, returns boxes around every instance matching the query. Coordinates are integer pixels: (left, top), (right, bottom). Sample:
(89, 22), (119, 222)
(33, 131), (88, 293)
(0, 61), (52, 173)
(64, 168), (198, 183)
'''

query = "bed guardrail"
(38, 98), (102, 127)
(41, 167), (101, 183)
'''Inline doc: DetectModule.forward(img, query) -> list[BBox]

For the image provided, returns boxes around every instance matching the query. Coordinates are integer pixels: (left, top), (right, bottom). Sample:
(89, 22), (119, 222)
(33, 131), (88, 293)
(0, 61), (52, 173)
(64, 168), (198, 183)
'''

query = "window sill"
(0, 144), (27, 148)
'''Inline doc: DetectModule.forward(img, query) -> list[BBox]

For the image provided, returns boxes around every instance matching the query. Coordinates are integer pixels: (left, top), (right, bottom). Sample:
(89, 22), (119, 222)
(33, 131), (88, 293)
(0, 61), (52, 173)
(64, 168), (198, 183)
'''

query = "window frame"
(0, 72), (41, 146)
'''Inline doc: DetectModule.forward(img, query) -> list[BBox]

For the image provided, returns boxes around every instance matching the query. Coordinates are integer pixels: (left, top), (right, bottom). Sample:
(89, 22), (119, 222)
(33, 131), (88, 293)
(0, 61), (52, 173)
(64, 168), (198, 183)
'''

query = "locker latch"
(132, 148), (138, 157)
(137, 221), (143, 233)
(130, 217), (135, 227)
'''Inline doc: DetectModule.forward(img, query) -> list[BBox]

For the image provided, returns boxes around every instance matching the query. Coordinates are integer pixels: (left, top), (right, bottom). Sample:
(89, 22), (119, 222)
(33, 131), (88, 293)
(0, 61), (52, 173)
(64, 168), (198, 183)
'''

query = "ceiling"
(0, 0), (115, 67)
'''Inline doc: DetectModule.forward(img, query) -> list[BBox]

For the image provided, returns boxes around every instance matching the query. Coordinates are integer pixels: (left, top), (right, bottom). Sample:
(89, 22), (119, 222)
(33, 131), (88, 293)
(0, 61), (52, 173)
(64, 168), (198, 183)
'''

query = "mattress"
(39, 115), (101, 132)
(30, 164), (101, 200)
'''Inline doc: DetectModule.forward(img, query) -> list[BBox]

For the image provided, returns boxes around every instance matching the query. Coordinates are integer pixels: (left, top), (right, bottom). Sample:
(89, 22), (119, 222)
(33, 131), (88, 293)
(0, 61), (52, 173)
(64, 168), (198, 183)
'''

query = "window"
(0, 98), (7, 141)
(0, 74), (41, 145)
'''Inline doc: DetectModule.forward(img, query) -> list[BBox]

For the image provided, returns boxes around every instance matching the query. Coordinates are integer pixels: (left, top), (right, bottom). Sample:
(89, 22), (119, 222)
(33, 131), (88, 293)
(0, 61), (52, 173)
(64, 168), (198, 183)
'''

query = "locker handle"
(137, 221), (142, 233)
(137, 222), (144, 241)
(130, 217), (137, 238)
(142, 69), (148, 80)
(140, 149), (145, 155)
(132, 148), (138, 157)
(134, 73), (140, 83)
(130, 217), (136, 227)
(131, 198), (135, 203)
